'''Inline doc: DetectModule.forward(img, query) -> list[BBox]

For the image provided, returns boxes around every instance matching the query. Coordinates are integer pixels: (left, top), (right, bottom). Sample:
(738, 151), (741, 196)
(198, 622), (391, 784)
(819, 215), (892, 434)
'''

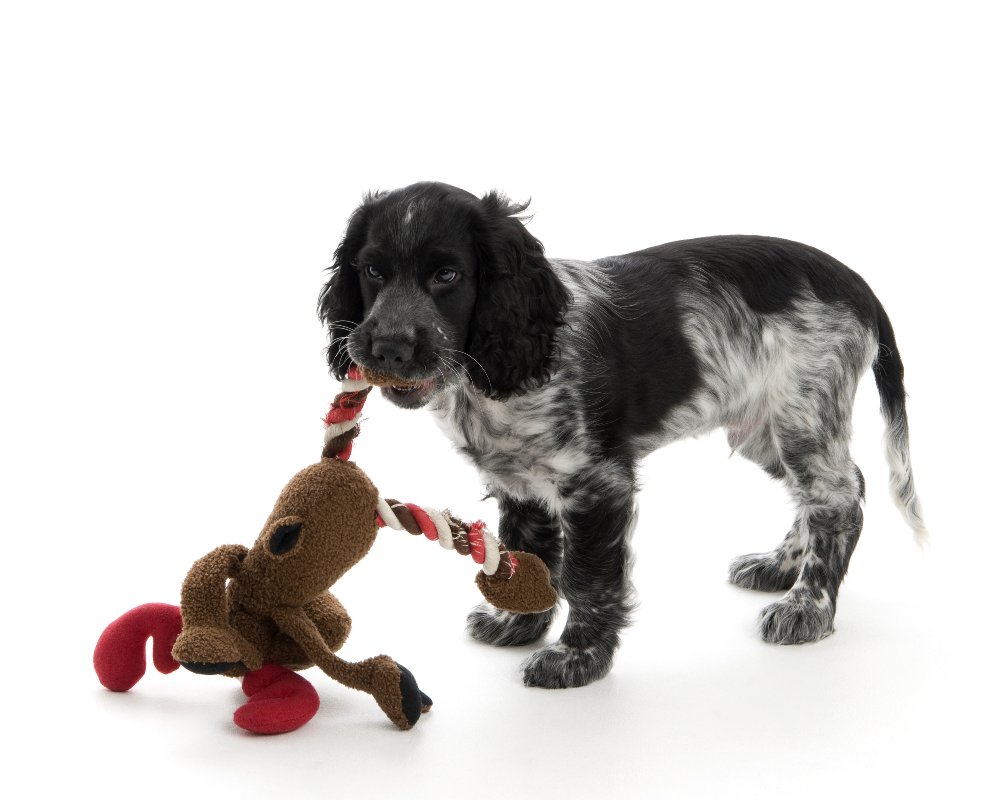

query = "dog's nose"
(371, 337), (415, 367)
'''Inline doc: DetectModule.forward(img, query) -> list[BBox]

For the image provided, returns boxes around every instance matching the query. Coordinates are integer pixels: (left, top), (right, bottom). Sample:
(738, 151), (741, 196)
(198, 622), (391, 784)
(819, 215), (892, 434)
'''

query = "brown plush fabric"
(476, 551), (558, 614)
(170, 454), (556, 729)
(269, 606), (413, 730)
(170, 458), (428, 729)
(234, 459), (379, 610)
(172, 545), (264, 670)
(359, 367), (421, 387)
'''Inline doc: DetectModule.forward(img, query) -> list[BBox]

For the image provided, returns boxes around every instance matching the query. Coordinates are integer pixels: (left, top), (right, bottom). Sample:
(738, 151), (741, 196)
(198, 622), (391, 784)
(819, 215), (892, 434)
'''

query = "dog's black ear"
(467, 192), (569, 399)
(318, 195), (377, 379)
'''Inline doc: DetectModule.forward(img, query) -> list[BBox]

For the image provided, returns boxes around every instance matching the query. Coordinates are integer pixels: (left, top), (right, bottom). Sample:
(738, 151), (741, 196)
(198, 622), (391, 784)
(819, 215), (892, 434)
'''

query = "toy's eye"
(433, 268), (458, 285)
(364, 265), (384, 281)
(270, 522), (303, 555)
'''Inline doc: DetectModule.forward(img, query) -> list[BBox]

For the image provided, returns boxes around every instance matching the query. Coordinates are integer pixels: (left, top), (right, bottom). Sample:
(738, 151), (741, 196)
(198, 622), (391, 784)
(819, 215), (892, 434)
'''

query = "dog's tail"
(872, 300), (928, 546)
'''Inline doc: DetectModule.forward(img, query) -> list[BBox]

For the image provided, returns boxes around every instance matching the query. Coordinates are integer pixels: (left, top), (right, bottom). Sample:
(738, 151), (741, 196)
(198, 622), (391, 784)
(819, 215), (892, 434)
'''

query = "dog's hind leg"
(756, 413), (865, 644)
(729, 517), (807, 592)
(728, 423), (806, 592)
(467, 494), (562, 647)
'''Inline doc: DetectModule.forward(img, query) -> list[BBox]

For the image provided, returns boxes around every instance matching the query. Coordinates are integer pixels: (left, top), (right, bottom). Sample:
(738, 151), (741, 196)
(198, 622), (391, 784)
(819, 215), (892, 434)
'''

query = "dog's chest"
(430, 387), (587, 507)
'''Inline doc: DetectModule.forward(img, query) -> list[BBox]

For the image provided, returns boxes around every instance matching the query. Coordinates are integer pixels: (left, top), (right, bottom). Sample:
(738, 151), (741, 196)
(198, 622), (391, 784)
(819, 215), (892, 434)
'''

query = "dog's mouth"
(381, 379), (438, 407)
(359, 367), (439, 408)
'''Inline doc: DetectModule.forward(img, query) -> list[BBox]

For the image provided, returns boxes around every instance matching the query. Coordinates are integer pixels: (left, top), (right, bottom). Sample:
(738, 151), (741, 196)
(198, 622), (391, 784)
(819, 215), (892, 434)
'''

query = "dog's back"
(592, 235), (925, 542)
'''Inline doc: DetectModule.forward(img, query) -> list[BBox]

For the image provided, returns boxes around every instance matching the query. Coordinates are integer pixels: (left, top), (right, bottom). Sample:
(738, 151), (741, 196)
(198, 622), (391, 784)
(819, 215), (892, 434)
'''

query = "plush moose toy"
(94, 370), (557, 733)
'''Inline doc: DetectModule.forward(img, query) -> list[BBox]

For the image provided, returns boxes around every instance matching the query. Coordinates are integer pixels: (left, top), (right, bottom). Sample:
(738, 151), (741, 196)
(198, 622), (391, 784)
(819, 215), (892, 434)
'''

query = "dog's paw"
(759, 593), (834, 644)
(466, 603), (554, 647)
(729, 552), (799, 592)
(520, 643), (612, 688)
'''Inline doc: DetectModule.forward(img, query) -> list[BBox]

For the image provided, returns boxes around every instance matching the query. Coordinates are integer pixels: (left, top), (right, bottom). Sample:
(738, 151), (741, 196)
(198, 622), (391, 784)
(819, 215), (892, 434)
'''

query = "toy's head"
(231, 458), (379, 612)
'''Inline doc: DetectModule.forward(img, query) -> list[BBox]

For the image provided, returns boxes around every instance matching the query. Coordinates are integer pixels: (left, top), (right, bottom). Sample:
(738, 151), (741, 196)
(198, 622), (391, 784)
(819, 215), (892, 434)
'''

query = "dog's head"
(318, 182), (569, 407)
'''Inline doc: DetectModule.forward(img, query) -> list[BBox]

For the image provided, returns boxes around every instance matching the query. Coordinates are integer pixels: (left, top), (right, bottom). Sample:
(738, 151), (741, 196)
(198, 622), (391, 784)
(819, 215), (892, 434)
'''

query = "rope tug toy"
(93, 366), (557, 734)
(324, 367), (519, 581)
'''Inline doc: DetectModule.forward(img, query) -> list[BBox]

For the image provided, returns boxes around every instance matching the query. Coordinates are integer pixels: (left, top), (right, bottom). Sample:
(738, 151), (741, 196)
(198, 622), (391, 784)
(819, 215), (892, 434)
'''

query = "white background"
(2, 2), (997, 798)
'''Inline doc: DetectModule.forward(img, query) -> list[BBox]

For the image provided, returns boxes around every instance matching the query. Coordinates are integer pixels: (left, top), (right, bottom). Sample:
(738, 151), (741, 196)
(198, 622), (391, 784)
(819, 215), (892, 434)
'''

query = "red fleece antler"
(95, 604), (321, 734)
(235, 664), (321, 734)
(93, 603), (183, 691)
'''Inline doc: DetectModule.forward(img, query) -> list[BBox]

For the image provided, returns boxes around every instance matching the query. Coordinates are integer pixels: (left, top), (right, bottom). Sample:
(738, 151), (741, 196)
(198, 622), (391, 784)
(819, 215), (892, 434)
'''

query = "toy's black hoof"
(181, 661), (241, 675)
(420, 691), (433, 711)
(395, 663), (423, 727)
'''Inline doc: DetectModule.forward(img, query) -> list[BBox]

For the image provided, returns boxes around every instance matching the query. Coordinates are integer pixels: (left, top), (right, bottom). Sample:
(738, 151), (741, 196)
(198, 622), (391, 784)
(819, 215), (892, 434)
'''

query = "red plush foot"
(235, 664), (320, 734)
(94, 603), (183, 691)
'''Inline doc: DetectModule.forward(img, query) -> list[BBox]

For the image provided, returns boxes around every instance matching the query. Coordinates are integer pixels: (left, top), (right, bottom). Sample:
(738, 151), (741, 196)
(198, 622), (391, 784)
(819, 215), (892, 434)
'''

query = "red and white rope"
(322, 366), (517, 580)
(375, 498), (510, 577)
(322, 367), (372, 460)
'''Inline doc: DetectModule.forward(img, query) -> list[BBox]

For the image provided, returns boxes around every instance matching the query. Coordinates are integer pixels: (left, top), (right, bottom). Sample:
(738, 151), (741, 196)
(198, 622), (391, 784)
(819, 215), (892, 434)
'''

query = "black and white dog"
(319, 181), (926, 689)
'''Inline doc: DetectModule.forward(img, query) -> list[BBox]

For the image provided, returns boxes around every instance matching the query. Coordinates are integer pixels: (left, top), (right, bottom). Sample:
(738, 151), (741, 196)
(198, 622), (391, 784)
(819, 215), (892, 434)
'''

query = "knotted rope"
(321, 366), (517, 579)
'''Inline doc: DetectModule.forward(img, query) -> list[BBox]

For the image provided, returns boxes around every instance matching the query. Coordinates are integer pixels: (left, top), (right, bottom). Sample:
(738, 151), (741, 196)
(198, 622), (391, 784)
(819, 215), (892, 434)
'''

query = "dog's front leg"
(521, 466), (637, 688)
(467, 493), (562, 646)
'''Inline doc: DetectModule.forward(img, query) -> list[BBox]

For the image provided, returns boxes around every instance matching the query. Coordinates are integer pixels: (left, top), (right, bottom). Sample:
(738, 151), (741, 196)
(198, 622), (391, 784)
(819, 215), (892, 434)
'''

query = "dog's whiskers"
(438, 353), (474, 386)
(442, 348), (493, 394)
(327, 320), (359, 333)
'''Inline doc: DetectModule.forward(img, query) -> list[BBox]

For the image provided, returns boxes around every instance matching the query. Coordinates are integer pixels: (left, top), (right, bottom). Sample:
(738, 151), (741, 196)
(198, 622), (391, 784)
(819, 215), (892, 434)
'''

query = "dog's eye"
(364, 265), (384, 281)
(433, 268), (458, 285)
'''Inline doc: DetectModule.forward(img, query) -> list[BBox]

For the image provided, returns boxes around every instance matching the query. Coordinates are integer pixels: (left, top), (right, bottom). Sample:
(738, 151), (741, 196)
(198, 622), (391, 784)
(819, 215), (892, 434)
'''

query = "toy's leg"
(265, 593), (352, 668)
(467, 494), (562, 646)
(271, 606), (431, 730)
(172, 545), (263, 673)
(94, 603), (182, 691)
(234, 664), (321, 734)
(306, 593), (352, 651)
(233, 597), (366, 734)
(521, 461), (637, 689)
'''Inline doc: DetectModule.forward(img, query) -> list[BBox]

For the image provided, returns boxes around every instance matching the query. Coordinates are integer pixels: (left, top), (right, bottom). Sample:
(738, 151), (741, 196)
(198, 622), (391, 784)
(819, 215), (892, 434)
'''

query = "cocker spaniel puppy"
(319, 181), (926, 689)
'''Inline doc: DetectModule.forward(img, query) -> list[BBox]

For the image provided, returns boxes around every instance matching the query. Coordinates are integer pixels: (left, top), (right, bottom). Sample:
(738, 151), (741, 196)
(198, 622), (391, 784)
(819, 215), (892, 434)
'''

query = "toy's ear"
(466, 192), (570, 399)
(318, 194), (380, 379)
